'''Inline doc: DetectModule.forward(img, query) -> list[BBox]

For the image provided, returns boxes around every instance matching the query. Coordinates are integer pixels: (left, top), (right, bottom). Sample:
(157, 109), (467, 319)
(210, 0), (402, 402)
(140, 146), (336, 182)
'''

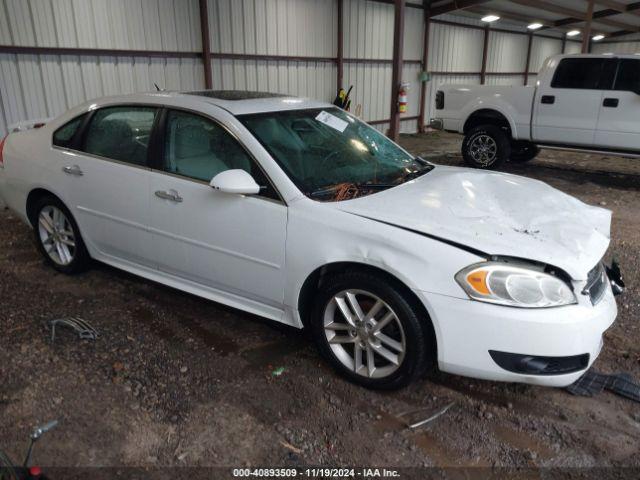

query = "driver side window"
(163, 110), (279, 200)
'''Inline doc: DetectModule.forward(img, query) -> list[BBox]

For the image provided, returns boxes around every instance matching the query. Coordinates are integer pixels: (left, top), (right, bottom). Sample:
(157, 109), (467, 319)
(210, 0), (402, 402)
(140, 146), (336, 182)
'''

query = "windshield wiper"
(402, 163), (435, 182)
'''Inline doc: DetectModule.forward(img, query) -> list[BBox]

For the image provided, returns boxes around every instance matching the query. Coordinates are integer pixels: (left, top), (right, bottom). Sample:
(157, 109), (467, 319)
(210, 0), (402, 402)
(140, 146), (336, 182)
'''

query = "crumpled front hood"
(337, 166), (611, 280)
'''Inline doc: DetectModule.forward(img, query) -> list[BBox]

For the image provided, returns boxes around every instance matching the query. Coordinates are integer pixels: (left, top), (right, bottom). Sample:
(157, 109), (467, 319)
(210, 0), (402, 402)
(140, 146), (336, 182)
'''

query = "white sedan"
(0, 91), (619, 389)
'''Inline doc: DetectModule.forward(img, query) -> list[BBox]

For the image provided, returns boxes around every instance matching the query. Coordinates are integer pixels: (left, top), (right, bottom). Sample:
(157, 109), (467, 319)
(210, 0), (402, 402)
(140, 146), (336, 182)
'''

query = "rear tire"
(311, 270), (434, 390)
(32, 195), (90, 274)
(510, 141), (540, 163)
(462, 124), (511, 170)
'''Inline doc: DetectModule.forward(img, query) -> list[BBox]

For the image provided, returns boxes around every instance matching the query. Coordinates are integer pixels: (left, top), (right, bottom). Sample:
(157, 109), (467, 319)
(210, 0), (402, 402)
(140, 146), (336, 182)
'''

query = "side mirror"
(210, 169), (261, 195)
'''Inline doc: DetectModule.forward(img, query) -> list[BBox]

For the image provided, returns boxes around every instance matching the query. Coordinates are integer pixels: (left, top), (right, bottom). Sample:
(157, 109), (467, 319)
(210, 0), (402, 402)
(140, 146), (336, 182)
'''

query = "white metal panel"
(209, 0), (336, 57)
(210, 58), (335, 101)
(591, 42), (640, 54)
(485, 74), (525, 86)
(1, 0), (201, 51)
(0, 54), (204, 136)
(428, 21), (484, 72)
(564, 41), (582, 55)
(529, 36), (562, 73)
(403, 6), (424, 61)
(344, 62), (391, 123)
(344, 0), (393, 59)
(486, 31), (528, 73)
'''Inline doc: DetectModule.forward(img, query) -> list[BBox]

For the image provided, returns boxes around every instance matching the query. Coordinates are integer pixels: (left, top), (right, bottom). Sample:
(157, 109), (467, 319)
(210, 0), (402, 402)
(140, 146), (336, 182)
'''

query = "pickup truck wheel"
(462, 125), (510, 169)
(510, 141), (540, 163)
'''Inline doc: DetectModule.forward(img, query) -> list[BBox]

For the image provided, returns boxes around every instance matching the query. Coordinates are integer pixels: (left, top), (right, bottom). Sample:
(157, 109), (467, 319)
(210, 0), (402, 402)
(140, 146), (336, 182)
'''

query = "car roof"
(82, 90), (332, 116)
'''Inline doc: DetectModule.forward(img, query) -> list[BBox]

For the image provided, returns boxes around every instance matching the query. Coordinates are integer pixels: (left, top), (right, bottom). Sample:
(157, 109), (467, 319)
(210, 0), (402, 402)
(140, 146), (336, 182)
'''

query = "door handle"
(155, 190), (183, 203)
(62, 165), (83, 176)
(603, 98), (619, 108)
(541, 95), (555, 105)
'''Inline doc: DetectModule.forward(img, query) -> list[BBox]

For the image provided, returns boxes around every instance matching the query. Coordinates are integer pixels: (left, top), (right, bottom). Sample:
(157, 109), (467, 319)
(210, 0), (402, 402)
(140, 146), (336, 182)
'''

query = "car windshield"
(239, 108), (433, 201)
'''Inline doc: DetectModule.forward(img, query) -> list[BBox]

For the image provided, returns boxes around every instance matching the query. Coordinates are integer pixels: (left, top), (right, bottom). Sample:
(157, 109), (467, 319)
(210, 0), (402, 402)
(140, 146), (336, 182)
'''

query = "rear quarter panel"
(0, 127), (70, 225)
(438, 85), (536, 140)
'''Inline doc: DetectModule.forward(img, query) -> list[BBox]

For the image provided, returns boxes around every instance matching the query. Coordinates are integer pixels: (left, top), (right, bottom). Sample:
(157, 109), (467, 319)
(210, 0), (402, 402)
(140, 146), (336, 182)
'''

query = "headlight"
(455, 262), (577, 308)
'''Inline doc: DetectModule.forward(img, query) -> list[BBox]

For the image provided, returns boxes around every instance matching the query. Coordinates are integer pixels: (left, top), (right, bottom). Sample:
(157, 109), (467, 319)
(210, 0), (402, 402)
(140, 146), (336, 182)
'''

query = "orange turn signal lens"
(466, 270), (490, 295)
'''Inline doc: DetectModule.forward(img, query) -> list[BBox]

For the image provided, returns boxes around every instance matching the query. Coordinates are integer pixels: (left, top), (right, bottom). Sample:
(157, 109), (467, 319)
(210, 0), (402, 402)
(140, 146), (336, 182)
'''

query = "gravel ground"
(0, 131), (639, 473)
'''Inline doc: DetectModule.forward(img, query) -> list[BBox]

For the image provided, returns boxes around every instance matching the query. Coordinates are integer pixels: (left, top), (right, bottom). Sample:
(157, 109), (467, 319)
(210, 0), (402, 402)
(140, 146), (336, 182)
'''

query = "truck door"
(533, 57), (616, 146)
(595, 58), (640, 151)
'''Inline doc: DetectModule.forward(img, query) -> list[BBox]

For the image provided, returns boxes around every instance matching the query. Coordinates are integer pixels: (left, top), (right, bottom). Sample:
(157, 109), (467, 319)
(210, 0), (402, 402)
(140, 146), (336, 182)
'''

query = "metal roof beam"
(429, 0), (493, 17)
(506, 0), (640, 33)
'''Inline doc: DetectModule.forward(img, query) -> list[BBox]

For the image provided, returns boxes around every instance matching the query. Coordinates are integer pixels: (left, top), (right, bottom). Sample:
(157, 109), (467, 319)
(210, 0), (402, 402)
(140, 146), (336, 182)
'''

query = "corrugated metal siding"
(212, 58), (335, 101)
(344, 0), (394, 60)
(0, 0), (204, 136)
(0, 53), (204, 131)
(592, 41), (640, 54)
(564, 41), (582, 55)
(486, 31), (527, 72)
(0, 0), (590, 138)
(485, 74), (525, 85)
(428, 20), (483, 72)
(529, 37), (562, 72)
(208, 0), (337, 56)
(1, 0), (201, 50)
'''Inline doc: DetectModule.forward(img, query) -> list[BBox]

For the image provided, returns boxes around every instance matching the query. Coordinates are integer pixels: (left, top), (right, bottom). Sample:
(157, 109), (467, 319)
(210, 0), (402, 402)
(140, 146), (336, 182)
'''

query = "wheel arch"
(463, 108), (513, 137)
(26, 188), (66, 227)
(296, 261), (437, 356)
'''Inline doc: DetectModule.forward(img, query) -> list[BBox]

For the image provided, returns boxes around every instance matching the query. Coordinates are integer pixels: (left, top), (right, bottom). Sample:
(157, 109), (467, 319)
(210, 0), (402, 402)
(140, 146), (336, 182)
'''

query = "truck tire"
(462, 125), (511, 170)
(510, 141), (540, 163)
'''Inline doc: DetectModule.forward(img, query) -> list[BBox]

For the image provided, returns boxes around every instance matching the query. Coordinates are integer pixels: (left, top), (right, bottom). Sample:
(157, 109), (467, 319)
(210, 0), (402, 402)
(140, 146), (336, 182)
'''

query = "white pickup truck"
(431, 54), (640, 169)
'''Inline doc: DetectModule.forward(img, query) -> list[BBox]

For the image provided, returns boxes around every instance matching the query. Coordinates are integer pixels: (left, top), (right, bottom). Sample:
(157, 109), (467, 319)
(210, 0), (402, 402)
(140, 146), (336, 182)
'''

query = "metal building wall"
(206, 0), (337, 104)
(342, 0), (424, 134)
(0, 0), (585, 139)
(592, 41), (640, 54)
(0, 0), (203, 136)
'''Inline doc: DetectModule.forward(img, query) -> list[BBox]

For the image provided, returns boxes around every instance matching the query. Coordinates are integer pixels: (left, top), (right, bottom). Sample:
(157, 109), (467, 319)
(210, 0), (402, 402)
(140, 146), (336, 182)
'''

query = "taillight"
(0, 135), (7, 167)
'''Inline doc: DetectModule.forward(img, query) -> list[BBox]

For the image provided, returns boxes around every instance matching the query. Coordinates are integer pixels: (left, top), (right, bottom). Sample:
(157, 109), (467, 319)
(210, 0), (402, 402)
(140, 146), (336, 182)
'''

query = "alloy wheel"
(323, 289), (406, 378)
(38, 206), (76, 266)
(469, 134), (498, 166)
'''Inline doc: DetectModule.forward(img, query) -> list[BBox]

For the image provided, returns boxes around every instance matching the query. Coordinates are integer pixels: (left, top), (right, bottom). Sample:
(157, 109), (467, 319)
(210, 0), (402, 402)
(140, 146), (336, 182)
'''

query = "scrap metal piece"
(607, 373), (640, 403)
(565, 370), (609, 397)
(566, 370), (640, 403)
(408, 402), (455, 429)
(49, 317), (98, 344)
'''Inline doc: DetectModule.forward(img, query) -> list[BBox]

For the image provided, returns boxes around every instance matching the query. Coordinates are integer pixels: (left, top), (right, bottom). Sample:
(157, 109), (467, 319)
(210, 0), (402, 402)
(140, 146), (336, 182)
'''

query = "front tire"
(462, 124), (511, 170)
(510, 140), (540, 163)
(311, 270), (434, 390)
(33, 195), (90, 274)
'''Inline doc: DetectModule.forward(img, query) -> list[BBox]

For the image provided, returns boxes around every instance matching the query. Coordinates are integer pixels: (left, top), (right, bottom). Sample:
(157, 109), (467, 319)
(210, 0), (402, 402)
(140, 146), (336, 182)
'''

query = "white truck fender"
(459, 97), (521, 139)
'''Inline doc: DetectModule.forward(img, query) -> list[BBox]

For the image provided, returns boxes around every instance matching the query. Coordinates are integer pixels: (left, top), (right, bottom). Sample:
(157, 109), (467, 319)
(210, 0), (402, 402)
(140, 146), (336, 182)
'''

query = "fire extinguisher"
(398, 83), (408, 114)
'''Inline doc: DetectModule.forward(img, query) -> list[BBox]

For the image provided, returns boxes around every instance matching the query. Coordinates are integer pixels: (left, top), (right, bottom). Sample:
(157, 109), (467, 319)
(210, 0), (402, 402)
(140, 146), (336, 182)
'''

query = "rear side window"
(53, 114), (86, 148)
(551, 58), (616, 90)
(614, 59), (640, 93)
(83, 106), (158, 166)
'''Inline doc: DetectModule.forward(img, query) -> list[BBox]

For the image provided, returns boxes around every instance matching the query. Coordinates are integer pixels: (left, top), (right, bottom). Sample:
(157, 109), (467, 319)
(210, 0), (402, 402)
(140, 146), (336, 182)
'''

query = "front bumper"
(416, 284), (617, 387)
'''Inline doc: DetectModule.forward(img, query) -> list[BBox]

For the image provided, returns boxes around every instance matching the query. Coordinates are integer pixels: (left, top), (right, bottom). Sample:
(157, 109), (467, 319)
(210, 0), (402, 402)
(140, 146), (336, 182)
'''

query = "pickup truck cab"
(432, 54), (640, 169)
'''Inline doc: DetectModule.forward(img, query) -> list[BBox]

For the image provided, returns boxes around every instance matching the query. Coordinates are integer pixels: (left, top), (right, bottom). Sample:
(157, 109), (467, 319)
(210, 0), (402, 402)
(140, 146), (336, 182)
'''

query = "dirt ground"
(1, 131), (639, 475)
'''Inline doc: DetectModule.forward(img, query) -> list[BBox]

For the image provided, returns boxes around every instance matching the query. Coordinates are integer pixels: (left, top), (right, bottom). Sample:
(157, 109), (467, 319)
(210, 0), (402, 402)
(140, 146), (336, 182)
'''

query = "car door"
(147, 108), (287, 310)
(61, 105), (158, 267)
(595, 58), (640, 151)
(533, 57), (616, 146)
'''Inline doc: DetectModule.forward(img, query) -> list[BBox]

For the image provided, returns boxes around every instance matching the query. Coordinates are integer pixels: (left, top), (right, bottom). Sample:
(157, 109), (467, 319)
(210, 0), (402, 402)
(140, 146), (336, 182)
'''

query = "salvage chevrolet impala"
(0, 91), (620, 389)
